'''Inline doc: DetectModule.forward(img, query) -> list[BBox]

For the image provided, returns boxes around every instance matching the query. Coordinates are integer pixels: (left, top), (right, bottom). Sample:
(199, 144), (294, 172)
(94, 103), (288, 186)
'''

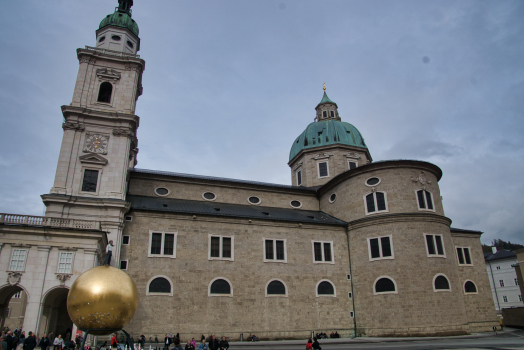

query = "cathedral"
(0, 0), (498, 340)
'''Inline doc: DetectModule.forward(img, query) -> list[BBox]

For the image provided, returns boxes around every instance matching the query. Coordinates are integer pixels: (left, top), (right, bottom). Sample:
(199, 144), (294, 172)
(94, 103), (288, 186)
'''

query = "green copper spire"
(99, 0), (139, 37)
(319, 91), (335, 104)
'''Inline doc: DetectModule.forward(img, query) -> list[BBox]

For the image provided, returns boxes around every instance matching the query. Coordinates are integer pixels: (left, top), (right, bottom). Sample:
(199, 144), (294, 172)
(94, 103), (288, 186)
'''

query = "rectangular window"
(348, 292), (352, 299)
(348, 161), (357, 170)
(264, 239), (287, 263)
(122, 235), (130, 245)
(318, 162), (329, 178)
(125, 216), (132, 222)
(515, 278), (519, 286)
(368, 235), (394, 261)
(499, 280), (505, 287)
(322, 111), (327, 118)
(416, 190), (434, 211)
(120, 260), (128, 270)
(57, 252), (74, 274)
(81, 169), (99, 192)
(424, 234), (446, 257)
(496, 266), (501, 270)
(312, 241), (334, 264)
(519, 295), (522, 302)
(208, 235), (234, 261)
(296, 169), (302, 186)
(456, 247), (472, 266)
(364, 192), (388, 214)
(330, 111), (335, 118)
(350, 311), (354, 318)
(148, 231), (177, 258)
(9, 249), (27, 271)
(13, 292), (21, 299)
(503, 295), (508, 302)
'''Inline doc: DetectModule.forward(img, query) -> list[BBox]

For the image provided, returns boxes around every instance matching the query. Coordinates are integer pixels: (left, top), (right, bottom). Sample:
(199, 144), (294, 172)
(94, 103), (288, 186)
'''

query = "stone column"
(24, 246), (51, 333)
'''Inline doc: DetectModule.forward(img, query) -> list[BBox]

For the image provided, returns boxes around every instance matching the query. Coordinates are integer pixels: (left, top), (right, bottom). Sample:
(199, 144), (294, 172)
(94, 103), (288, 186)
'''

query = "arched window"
(209, 278), (232, 296)
(364, 191), (388, 214)
(464, 281), (477, 294)
(97, 82), (113, 103)
(374, 277), (397, 294)
(146, 276), (172, 296)
(316, 280), (336, 297)
(266, 279), (287, 296)
(416, 189), (434, 211)
(434, 274), (451, 291)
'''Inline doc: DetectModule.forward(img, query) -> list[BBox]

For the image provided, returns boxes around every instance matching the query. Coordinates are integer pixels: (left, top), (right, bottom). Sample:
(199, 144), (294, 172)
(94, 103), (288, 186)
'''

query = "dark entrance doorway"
(39, 288), (73, 340)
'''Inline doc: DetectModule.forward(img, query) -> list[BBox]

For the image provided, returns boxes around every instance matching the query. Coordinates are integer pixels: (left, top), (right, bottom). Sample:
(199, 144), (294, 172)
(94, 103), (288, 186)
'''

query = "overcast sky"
(0, 0), (523, 246)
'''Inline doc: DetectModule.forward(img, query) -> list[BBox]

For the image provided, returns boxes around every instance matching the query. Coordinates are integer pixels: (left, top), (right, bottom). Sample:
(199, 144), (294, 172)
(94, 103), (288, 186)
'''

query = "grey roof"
(130, 168), (317, 192)
(126, 195), (347, 226)
(450, 227), (483, 234)
(484, 249), (517, 262)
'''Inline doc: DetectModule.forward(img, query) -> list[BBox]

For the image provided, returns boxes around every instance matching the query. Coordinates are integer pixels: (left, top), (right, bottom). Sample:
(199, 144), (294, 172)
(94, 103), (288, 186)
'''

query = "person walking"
(22, 332), (36, 350)
(110, 334), (118, 349)
(305, 339), (313, 350)
(38, 334), (49, 350)
(312, 337), (321, 350)
(197, 340), (207, 350)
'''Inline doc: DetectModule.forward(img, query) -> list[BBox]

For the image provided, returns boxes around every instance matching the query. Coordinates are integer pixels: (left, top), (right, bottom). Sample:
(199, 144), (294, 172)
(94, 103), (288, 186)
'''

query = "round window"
(329, 193), (337, 203)
(126, 40), (134, 48)
(99, 36), (106, 43)
(290, 200), (302, 208)
(112, 35), (121, 41)
(248, 196), (261, 205)
(203, 192), (216, 201)
(366, 177), (380, 186)
(155, 188), (169, 196)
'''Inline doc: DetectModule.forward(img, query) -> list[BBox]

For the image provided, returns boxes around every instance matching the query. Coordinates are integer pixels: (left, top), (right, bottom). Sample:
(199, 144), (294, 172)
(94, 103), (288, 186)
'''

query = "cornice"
(347, 212), (452, 231)
(76, 47), (145, 71)
(317, 159), (443, 196)
(41, 194), (131, 211)
(61, 105), (140, 129)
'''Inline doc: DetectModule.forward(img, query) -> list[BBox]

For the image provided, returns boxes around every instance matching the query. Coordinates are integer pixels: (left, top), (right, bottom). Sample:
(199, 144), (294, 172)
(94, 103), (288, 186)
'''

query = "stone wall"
(502, 307), (524, 328)
(120, 211), (353, 339)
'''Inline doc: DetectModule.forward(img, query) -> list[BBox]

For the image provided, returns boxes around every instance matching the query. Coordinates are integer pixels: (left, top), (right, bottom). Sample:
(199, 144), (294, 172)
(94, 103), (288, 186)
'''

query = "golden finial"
(323, 82), (326, 91)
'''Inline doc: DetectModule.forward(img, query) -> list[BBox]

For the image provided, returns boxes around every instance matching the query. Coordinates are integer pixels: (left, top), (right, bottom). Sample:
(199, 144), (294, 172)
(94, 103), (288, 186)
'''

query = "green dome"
(99, 11), (139, 37)
(289, 120), (367, 161)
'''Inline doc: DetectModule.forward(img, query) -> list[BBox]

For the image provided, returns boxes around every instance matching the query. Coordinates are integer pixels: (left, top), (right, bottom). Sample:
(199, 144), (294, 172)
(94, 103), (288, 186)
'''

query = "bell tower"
(41, 0), (145, 267)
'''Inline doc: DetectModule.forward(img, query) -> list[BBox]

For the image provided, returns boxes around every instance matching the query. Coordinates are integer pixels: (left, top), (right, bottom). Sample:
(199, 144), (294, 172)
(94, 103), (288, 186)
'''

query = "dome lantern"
(96, 0), (140, 54)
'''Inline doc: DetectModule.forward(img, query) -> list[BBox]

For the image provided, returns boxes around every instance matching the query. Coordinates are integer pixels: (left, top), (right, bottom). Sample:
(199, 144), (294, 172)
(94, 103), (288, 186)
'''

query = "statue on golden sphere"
(67, 265), (138, 336)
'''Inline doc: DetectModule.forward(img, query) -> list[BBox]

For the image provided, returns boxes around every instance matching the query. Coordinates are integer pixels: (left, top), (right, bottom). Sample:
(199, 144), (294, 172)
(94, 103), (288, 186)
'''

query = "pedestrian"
(110, 334), (118, 349)
(208, 336), (218, 350)
(6, 331), (13, 350)
(39, 334), (49, 350)
(492, 326), (498, 335)
(53, 335), (64, 350)
(105, 240), (114, 265)
(164, 334), (170, 350)
(172, 339), (183, 350)
(23, 332), (36, 350)
(190, 339), (196, 349)
(305, 339), (313, 350)
(184, 340), (194, 350)
(1, 335), (8, 350)
(197, 340), (207, 350)
(218, 337), (228, 350)
(312, 337), (321, 350)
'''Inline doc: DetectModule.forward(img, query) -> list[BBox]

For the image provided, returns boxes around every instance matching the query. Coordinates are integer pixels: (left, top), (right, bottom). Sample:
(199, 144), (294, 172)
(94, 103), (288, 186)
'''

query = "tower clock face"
(85, 133), (108, 153)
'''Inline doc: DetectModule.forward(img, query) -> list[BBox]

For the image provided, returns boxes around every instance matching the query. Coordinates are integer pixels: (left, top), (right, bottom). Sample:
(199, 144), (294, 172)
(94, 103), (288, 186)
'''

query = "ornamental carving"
(7, 272), (22, 286)
(292, 162), (303, 171)
(62, 122), (85, 131)
(112, 128), (134, 138)
(313, 153), (331, 160)
(96, 68), (121, 83)
(345, 152), (361, 159)
(411, 171), (432, 186)
(55, 273), (72, 285)
(79, 56), (90, 64)
(89, 59), (97, 65)
(125, 64), (142, 73)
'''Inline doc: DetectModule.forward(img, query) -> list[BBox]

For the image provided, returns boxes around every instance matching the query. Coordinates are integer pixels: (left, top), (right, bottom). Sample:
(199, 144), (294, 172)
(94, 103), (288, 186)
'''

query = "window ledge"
(147, 255), (176, 259)
(208, 257), (234, 262)
(365, 210), (389, 216)
(369, 256), (395, 262)
(313, 261), (335, 265)
(263, 260), (287, 264)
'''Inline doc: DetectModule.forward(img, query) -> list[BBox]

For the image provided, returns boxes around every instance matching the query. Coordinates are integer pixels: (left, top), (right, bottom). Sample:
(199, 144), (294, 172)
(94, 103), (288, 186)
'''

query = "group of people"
(0, 329), (71, 350)
(305, 337), (322, 350)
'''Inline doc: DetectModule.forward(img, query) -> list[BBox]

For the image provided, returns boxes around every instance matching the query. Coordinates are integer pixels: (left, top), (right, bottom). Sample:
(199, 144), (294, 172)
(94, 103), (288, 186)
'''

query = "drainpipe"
(35, 243), (51, 334)
(345, 225), (357, 338)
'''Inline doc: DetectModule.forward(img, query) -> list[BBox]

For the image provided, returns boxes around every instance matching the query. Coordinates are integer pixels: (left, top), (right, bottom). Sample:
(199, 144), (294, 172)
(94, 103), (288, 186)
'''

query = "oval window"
(248, 196), (260, 205)
(111, 35), (121, 41)
(203, 192), (216, 201)
(99, 36), (106, 43)
(155, 188), (169, 196)
(366, 177), (380, 186)
(329, 193), (337, 203)
(126, 40), (134, 48)
(290, 200), (302, 208)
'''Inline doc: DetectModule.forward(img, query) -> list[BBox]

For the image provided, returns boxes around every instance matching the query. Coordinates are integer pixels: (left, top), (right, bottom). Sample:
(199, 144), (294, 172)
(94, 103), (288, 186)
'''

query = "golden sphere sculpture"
(67, 266), (138, 335)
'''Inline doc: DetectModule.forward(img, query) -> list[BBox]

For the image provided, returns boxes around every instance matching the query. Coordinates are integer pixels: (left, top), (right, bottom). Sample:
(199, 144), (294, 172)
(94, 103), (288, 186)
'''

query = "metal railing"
(0, 213), (100, 230)
(84, 46), (140, 59)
